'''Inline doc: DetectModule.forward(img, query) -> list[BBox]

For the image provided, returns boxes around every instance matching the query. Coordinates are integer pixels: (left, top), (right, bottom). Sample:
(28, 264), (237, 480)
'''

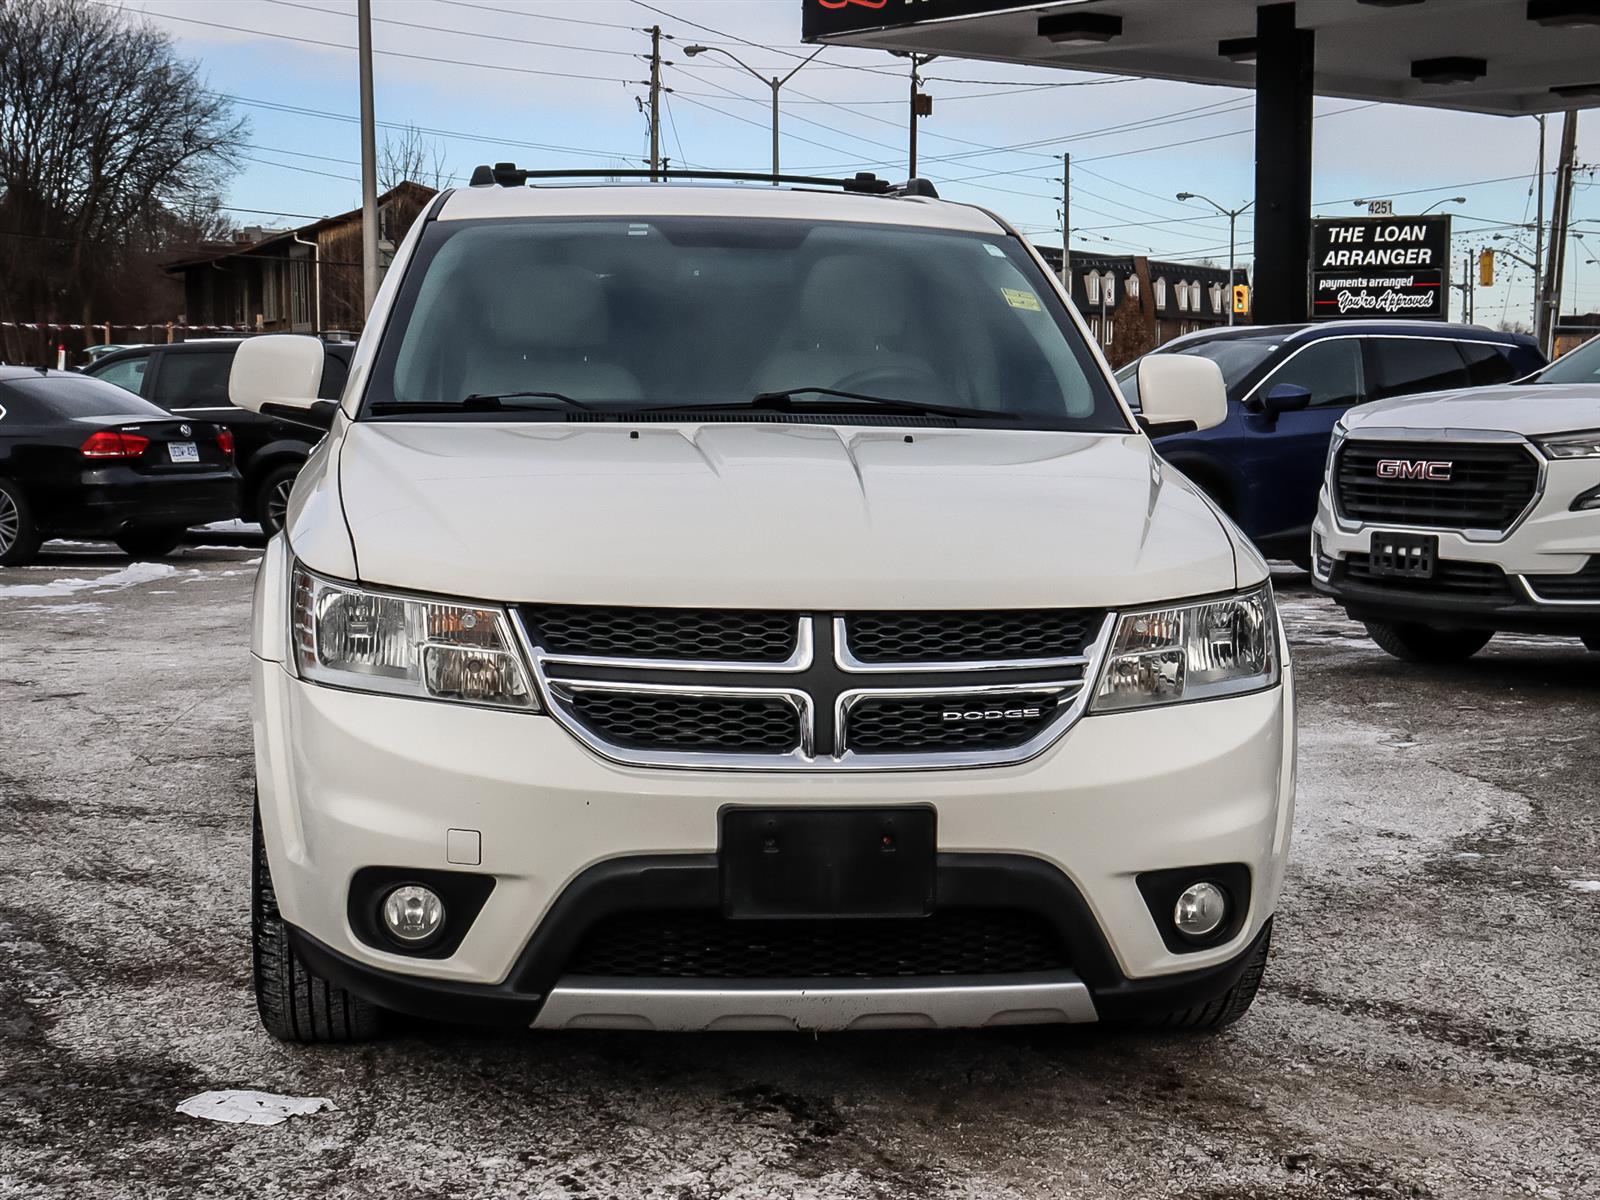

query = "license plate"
(720, 807), (935, 920)
(167, 442), (199, 464)
(1369, 532), (1438, 579)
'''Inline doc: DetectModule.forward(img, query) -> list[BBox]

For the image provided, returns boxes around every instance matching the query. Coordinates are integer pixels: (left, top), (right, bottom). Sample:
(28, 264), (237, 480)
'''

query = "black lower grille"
(523, 605), (797, 662)
(566, 691), (800, 754)
(566, 909), (1071, 978)
(1341, 554), (1516, 600)
(846, 691), (1064, 753)
(1524, 557), (1600, 600)
(1335, 441), (1539, 531)
(845, 609), (1102, 663)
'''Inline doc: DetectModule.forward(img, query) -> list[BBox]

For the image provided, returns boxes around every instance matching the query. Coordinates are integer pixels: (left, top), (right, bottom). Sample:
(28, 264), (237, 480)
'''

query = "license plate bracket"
(719, 807), (935, 920)
(1368, 532), (1438, 579)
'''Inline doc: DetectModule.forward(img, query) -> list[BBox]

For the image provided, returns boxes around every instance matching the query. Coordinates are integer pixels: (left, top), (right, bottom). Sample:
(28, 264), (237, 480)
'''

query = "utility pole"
(908, 55), (921, 177)
(1540, 110), (1579, 355)
(684, 46), (822, 184)
(1534, 114), (1546, 333)
(357, 0), (378, 319)
(648, 26), (663, 181)
(1060, 153), (1071, 286)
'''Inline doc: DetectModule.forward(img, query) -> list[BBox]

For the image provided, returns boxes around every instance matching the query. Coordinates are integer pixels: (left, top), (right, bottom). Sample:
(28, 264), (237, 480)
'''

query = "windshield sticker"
(1002, 287), (1043, 312)
(983, 243), (1006, 257)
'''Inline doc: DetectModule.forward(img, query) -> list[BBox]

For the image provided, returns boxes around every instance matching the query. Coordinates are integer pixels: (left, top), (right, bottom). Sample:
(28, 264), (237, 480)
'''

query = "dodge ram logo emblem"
(1376, 459), (1452, 481)
(943, 706), (1044, 723)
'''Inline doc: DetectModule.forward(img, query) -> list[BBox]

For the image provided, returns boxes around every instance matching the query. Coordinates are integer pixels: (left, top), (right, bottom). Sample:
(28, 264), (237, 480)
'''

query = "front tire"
(1365, 621), (1492, 663)
(114, 526), (187, 559)
(252, 462), (302, 535)
(253, 803), (382, 1043)
(0, 479), (42, 566)
(1145, 919), (1272, 1032)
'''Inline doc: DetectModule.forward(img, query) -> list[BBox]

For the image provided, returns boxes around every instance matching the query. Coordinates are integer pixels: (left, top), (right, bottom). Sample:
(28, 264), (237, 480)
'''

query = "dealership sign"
(1310, 215), (1451, 321)
(803, 0), (1040, 39)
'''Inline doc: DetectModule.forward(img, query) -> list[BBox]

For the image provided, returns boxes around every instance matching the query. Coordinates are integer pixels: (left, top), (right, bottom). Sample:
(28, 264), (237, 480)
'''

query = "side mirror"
(230, 335), (335, 429)
(1261, 383), (1312, 417)
(1136, 354), (1228, 435)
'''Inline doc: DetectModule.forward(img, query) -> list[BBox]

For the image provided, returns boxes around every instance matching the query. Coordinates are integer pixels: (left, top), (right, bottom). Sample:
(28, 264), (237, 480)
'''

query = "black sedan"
(0, 367), (240, 566)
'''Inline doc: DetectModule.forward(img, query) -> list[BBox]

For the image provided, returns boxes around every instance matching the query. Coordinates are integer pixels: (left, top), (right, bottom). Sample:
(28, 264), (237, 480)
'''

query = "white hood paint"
(325, 422), (1240, 608)
(1344, 383), (1600, 440)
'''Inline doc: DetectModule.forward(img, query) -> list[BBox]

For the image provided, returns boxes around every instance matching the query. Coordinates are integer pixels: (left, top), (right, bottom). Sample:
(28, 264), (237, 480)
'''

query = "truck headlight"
(1537, 430), (1600, 459)
(291, 565), (538, 710)
(1091, 584), (1278, 713)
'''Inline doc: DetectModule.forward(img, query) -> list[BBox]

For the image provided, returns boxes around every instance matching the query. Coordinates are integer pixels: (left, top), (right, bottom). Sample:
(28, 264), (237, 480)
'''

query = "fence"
(0, 320), (252, 368)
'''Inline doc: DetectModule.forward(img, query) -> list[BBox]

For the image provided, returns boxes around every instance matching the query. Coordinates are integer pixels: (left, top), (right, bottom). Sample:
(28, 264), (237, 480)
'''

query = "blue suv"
(1116, 321), (1544, 565)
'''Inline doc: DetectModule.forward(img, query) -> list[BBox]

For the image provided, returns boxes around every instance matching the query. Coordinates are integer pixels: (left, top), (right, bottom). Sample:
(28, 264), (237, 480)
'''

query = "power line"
(259, 0), (647, 58)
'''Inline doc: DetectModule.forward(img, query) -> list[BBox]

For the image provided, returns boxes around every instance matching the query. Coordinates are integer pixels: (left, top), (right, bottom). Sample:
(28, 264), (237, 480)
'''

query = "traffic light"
(1232, 284), (1250, 315)
(1479, 249), (1495, 287)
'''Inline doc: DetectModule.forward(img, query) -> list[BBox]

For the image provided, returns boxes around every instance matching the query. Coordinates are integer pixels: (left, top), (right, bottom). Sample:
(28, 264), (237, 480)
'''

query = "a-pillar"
(1252, 2), (1315, 325)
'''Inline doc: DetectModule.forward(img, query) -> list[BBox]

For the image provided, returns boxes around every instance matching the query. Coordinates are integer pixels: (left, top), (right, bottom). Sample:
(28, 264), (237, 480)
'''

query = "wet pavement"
(1, 542), (1596, 1199)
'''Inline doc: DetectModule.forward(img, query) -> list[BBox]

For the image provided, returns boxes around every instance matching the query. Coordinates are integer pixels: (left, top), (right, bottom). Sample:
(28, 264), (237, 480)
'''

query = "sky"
(114, 0), (1600, 329)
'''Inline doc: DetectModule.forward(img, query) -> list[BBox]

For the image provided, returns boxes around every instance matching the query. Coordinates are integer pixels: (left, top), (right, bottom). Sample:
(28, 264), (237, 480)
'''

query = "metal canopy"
(803, 0), (1600, 117)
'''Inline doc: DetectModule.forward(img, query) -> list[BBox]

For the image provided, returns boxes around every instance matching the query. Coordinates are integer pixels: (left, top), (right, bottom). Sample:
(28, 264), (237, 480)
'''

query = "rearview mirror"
(1262, 383), (1312, 416)
(1135, 355), (1228, 435)
(230, 335), (332, 426)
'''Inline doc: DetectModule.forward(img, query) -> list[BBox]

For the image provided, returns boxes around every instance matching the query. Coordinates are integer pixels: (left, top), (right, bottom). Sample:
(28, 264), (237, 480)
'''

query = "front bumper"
(1312, 470), (1600, 633)
(253, 629), (1295, 1029)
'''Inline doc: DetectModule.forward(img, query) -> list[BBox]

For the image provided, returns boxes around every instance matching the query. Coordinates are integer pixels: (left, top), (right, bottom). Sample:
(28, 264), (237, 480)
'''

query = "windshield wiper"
(369, 391), (592, 416)
(635, 387), (1014, 422)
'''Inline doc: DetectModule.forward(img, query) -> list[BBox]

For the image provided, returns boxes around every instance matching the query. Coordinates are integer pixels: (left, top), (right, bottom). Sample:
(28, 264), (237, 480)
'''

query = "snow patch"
(176, 1090), (334, 1127)
(20, 602), (108, 615)
(1566, 880), (1600, 893)
(0, 561), (177, 599)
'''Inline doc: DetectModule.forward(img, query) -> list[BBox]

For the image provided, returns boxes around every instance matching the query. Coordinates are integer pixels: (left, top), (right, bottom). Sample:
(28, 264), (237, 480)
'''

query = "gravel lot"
(1, 538), (1596, 1199)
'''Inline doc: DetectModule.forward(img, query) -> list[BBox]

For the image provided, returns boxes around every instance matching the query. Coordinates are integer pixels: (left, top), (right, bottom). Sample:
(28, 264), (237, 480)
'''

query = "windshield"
(1168, 338), (1282, 391)
(1536, 335), (1600, 385)
(368, 215), (1127, 431)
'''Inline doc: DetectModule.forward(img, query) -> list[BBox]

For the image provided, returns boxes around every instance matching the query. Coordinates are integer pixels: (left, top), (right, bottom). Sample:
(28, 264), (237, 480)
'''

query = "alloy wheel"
(266, 478), (293, 533)
(0, 490), (18, 556)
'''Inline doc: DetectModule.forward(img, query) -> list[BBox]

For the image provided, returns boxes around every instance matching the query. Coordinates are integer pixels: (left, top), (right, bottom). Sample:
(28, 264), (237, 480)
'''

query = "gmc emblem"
(1376, 459), (1453, 481)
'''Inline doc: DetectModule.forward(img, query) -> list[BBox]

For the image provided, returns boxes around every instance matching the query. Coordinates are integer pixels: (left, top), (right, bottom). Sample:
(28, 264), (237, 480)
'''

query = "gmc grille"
(1339, 554), (1516, 600)
(1335, 440), (1540, 532)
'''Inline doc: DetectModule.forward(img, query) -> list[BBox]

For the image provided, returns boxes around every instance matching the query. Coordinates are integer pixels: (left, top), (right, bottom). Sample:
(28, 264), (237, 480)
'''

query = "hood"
(332, 422), (1239, 608)
(1344, 383), (1600, 440)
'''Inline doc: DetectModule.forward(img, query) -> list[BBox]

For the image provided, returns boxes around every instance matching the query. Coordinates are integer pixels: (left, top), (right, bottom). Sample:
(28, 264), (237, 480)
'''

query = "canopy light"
(1218, 37), (1257, 63)
(1038, 13), (1122, 44)
(1552, 80), (1600, 100)
(1412, 56), (1487, 84)
(1528, 0), (1600, 27)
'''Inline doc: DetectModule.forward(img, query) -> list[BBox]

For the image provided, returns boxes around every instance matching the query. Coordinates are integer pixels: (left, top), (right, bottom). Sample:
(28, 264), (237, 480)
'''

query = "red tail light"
(217, 429), (236, 458)
(80, 430), (151, 459)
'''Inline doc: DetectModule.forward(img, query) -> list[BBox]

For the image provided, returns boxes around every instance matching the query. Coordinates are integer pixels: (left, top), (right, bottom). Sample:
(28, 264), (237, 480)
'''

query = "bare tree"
(0, 0), (245, 354)
(379, 125), (450, 193)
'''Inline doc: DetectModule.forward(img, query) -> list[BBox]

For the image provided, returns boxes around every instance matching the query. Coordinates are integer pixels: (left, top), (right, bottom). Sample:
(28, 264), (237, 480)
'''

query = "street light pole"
(357, 0), (378, 319)
(1177, 192), (1253, 326)
(684, 45), (822, 183)
(1420, 196), (1468, 215)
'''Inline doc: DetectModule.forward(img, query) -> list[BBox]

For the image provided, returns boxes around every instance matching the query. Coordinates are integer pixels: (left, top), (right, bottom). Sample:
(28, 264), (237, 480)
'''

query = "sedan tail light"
(217, 429), (236, 458)
(80, 429), (151, 459)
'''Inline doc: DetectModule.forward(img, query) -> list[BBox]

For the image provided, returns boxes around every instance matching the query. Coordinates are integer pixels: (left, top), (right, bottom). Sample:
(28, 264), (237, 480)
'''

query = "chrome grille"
(517, 607), (1112, 771)
(522, 604), (797, 662)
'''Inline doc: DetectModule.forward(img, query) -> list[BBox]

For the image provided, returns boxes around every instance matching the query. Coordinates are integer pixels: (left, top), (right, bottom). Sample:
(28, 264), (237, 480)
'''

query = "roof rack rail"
(467, 164), (939, 199)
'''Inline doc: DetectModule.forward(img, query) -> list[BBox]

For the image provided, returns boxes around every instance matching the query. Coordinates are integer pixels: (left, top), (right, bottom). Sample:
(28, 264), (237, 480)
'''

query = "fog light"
(381, 884), (445, 945)
(1173, 882), (1228, 939)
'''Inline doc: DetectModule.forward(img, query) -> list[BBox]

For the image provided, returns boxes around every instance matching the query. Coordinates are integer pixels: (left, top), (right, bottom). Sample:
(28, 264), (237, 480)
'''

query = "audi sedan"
(0, 368), (240, 565)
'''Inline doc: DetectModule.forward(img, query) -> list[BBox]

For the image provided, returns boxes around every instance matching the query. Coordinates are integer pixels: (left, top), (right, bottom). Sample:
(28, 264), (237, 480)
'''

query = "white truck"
(1314, 334), (1600, 661)
(231, 168), (1295, 1042)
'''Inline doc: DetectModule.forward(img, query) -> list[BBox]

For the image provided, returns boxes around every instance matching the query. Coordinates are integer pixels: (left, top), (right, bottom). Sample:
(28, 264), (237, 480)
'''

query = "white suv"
(1314, 333), (1600, 661)
(232, 169), (1295, 1042)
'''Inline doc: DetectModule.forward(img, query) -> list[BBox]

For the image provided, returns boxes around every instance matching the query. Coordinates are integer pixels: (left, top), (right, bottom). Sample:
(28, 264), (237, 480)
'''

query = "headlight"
(1326, 421), (1348, 476)
(1091, 584), (1278, 713)
(291, 565), (538, 710)
(1537, 430), (1600, 459)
